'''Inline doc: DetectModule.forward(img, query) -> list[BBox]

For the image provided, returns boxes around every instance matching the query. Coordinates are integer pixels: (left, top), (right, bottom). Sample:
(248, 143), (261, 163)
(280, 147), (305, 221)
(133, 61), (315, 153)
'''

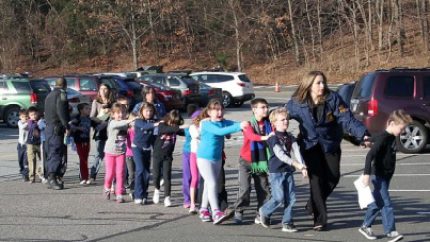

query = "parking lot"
(0, 86), (428, 241)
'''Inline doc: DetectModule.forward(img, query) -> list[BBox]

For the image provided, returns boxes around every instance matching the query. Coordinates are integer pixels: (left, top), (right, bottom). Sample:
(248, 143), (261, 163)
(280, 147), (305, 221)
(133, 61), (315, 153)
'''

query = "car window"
(65, 78), (77, 89)
(181, 76), (197, 85)
(208, 74), (234, 83)
(11, 81), (31, 92)
(194, 75), (207, 83)
(352, 73), (376, 99)
(423, 76), (430, 98)
(168, 77), (181, 86)
(79, 78), (98, 91)
(0, 80), (6, 89)
(238, 74), (251, 83)
(384, 76), (414, 97)
(30, 80), (51, 92)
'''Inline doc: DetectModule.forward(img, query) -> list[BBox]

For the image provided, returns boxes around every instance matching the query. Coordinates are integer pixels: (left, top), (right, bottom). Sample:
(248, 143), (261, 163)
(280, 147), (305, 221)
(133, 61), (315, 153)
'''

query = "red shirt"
(239, 120), (266, 162)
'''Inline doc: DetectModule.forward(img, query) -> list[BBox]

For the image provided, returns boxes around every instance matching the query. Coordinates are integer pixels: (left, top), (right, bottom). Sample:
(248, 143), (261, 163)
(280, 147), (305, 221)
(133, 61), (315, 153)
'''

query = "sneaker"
(80, 180), (86, 185)
(254, 214), (261, 224)
(386, 231), (403, 242)
(282, 223), (298, 233)
(116, 195), (125, 203)
(358, 226), (377, 240)
(164, 196), (172, 207)
(153, 189), (160, 204)
(183, 203), (191, 209)
(134, 199), (143, 205)
(258, 208), (270, 228)
(189, 205), (198, 214)
(104, 189), (111, 200)
(41, 177), (48, 184)
(129, 192), (134, 200)
(234, 211), (243, 224)
(199, 209), (212, 222)
(212, 211), (228, 225)
(142, 198), (147, 205)
(85, 180), (92, 185)
(160, 179), (164, 187)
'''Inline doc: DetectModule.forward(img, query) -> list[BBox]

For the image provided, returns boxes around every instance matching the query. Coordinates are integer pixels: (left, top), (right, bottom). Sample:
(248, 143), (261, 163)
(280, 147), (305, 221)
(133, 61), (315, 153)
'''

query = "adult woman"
(132, 87), (166, 120)
(89, 83), (115, 182)
(286, 71), (369, 231)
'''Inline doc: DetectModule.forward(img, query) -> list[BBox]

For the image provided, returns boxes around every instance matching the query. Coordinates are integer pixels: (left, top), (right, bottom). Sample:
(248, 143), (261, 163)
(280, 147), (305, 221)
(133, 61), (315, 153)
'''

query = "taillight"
(183, 89), (192, 96)
(368, 99), (378, 116)
(127, 89), (134, 97)
(208, 89), (215, 95)
(237, 82), (245, 87)
(30, 92), (38, 104)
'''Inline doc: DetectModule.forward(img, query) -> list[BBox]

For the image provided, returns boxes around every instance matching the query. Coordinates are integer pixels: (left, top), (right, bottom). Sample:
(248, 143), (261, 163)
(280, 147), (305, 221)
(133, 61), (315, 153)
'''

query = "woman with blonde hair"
(285, 71), (370, 231)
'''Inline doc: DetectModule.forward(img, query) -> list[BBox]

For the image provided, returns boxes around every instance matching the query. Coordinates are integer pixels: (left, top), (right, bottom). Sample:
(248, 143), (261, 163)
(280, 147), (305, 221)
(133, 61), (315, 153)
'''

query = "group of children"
(17, 95), (410, 241)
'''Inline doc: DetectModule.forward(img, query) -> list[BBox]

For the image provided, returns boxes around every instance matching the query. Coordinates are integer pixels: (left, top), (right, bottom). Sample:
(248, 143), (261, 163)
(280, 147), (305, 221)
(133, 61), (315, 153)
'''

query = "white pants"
(197, 158), (222, 211)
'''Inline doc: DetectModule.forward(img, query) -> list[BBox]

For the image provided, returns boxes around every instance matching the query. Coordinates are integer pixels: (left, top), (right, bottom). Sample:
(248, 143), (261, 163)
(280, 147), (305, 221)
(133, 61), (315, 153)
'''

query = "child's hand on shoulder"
(362, 174), (370, 187)
(240, 121), (249, 130)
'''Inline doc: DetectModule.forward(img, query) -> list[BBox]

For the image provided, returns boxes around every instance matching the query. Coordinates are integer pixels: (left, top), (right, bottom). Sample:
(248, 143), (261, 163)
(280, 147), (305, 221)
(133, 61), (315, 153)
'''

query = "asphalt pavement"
(0, 86), (429, 242)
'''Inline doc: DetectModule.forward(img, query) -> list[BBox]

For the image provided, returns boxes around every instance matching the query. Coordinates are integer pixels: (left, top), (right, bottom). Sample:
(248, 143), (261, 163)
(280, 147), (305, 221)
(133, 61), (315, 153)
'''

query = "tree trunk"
(287, 0), (301, 65)
(317, 0), (323, 57)
(305, 0), (316, 62)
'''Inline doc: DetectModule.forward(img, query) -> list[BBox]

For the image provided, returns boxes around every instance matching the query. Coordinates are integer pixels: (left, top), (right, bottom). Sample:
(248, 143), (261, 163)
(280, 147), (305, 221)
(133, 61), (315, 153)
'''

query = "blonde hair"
(387, 109), (412, 126)
(193, 107), (210, 126)
(110, 103), (126, 116)
(292, 70), (330, 104)
(269, 107), (289, 123)
(138, 102), (155, 119)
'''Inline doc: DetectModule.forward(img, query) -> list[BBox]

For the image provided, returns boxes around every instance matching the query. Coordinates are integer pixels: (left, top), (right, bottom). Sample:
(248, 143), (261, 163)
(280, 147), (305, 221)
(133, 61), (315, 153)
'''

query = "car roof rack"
(195, 66), (225, 72)
(167, 70), (192, 75)
(136, 65), (163, 73)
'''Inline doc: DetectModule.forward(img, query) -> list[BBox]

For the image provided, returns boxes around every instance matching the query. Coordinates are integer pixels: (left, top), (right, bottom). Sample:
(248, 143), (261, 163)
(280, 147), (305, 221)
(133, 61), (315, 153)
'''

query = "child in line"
(358, 110), (412, 242)
(37, 115), (48, 182)
(70, 103), (97, 185)
(103, 103), (136, 203)
(26, 107), (44, 183)
(258, 107), (308, 232)
(182, 104), (200, 210)
(126, 113), (137, 199)
(132, 103), (158, 205)
(231, 98), (272, 224)
(17, 109), (29, 182)
(187, 109), (205, 214)
(152, 110), (185, 207)
(197, 99), (248, 224)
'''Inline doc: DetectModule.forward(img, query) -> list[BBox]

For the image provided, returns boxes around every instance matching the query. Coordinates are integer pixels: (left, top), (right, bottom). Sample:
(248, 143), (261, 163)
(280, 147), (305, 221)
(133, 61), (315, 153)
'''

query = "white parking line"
(343, 174), (430, 177)
(342, 162), (430, 166)
(390, 190), (430, 192)
(417, 211), (430, 214)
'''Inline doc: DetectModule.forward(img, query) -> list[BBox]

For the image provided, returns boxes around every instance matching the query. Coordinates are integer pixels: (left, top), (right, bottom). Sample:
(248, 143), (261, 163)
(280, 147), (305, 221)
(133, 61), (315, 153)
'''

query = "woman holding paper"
(285, 71), (370, 231)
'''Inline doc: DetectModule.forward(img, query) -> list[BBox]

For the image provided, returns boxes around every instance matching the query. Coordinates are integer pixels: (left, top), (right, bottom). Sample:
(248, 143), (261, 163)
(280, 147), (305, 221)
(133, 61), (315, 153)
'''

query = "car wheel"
(396, 120), (428, 153)
(222, 92), (232, 107)
(5, 106), (20, 128)
(232, 101), (244, 107)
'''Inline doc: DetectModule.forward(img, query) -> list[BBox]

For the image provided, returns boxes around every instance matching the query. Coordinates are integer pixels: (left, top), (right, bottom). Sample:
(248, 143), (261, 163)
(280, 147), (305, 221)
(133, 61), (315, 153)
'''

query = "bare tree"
(287, 0), (301, 64)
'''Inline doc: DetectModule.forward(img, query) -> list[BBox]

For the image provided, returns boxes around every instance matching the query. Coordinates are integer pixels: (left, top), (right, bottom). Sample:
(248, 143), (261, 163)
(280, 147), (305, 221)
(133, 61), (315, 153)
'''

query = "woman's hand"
(362, 174), (370, 187)
(361, 135), (372, 148)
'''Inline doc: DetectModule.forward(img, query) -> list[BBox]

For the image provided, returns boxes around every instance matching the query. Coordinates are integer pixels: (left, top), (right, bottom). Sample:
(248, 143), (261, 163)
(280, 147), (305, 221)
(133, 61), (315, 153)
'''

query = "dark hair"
(96, 83), (115, 104)
(163, 109), (184, 126)
(111, 103), (126, 115)
(292, 70), (330, 104)
(139, 102), (156, 119)
(141, 86), (157, 103)
(187, 104), (200, 117)
(250, 98), (268, 108)
(19, 109), (28, 116)
(27, 106), (38, 114)
(77, 103), (90, 114)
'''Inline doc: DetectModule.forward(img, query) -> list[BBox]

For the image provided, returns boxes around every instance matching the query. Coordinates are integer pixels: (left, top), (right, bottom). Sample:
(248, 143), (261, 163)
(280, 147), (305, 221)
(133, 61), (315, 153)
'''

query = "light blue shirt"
(197, 120), (241, 162)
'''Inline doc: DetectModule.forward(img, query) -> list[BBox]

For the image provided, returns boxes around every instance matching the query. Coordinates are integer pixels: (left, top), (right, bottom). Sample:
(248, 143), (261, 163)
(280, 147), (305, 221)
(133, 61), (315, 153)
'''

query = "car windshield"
(11, 79), (32, 92)
(30, 80), (51, 92)
(351, 73), (376, 99)
(238, 74), (251, 83)
(181, 76), (197, 85)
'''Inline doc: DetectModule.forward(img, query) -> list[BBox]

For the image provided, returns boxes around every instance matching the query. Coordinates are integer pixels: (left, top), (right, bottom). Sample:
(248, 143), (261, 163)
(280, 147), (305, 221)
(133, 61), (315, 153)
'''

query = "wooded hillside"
(1, 0), (430, 84)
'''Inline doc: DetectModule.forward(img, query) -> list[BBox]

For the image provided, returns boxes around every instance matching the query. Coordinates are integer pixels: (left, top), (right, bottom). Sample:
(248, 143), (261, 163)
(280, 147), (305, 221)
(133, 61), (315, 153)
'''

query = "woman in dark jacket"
(285, 71), (370, 231)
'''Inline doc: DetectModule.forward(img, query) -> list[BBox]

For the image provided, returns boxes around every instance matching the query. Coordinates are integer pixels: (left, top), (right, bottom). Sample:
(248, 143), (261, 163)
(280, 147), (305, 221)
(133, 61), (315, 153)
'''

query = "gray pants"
(233, 157), (270, 215)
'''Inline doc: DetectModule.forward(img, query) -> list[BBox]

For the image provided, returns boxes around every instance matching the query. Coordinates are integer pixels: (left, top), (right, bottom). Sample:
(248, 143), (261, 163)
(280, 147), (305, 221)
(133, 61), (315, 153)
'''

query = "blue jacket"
(183, 128), (191, 153)
(286, 91), (367, 153)
(197, 120), (241, 162)
(133, 119), (156, 149)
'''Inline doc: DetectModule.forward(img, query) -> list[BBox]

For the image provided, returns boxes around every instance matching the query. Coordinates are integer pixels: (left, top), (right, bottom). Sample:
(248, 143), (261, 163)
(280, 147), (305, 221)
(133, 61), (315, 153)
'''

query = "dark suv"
(350, 68), (430, 153)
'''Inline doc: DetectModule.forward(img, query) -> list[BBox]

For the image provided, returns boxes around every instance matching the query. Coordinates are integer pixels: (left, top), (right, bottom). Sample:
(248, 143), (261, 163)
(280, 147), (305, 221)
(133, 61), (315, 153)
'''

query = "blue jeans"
(260, 172), (296, 225)
(362, 175), (396, 234)
(90, 139), (106, 179)
(132, 148), (151, 200)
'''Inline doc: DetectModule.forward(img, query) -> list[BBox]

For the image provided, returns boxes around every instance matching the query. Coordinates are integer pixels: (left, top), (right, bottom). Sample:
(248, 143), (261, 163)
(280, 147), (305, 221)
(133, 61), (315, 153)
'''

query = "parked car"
(190, 72), (255, 107)
(138, 80), (185, 111)
(0, 75), (37, 127)
(198, 82), (223, 107)
(139, 73), (200, 106)
(44, 75), (98, 102)
(350, 68), (430, 153)
(336, 81), (356, 107)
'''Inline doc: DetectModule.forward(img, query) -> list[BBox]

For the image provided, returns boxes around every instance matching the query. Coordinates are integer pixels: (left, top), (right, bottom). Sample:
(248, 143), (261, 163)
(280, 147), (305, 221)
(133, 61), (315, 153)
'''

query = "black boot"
(48, 174), (62, 190)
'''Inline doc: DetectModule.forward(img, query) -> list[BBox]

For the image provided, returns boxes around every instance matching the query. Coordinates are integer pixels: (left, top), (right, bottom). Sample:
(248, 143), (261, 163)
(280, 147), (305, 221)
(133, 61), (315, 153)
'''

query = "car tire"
(232, 101), (244, 107)
(222, 92), (233, 108)
(396, 120), (428, 153)
(5, 106), (20, 128)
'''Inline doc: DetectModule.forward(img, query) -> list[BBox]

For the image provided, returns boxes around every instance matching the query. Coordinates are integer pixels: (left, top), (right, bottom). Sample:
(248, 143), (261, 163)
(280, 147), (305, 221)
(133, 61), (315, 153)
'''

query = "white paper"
(354, 175), (375, 209)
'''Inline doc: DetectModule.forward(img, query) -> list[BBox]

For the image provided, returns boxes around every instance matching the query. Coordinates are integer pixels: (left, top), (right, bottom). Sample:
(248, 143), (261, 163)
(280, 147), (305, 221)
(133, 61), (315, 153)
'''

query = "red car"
(44, 75), (98, 102)
(137, 80), (185, 111)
